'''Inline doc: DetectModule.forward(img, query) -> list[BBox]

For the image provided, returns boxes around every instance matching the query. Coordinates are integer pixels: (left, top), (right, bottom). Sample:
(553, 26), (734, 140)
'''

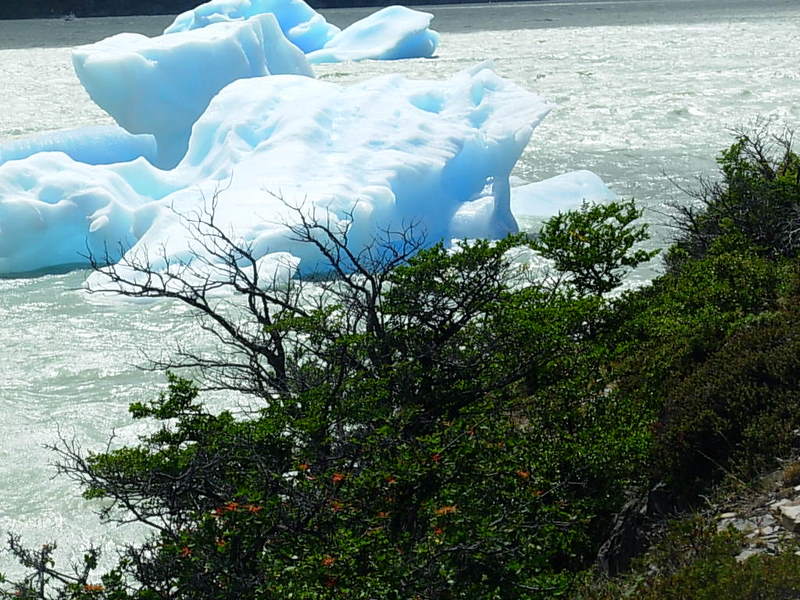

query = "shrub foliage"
(5, 128), (800, 599)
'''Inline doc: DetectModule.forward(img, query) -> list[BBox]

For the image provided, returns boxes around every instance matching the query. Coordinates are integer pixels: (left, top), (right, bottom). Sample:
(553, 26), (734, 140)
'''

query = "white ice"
(72, 14), (313, 168)
(307, 6), (439, 64)
(165, 0), (438, 63)
(0, 65), (556, 280)
(0, 126), (157, 167)
(0, 153), (153, 275)
(511, 170), (616, 220)
(164, 0), (341, 53)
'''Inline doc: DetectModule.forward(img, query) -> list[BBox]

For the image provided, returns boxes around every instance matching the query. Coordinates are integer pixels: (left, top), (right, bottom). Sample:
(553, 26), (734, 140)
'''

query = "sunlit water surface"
(0, 0), (798, 576)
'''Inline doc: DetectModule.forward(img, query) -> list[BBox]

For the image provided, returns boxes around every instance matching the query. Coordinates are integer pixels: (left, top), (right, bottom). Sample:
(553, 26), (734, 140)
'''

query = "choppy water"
(0, 0), (799, 576)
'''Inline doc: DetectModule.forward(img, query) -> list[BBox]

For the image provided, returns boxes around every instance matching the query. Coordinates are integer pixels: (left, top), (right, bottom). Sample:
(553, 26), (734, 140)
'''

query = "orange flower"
(435, 505), (457, 516)
(83, 584), (104, 592)
(246, 504), (263, 513)
(377, 511), (390, 519)
(431, 453), (442, 463)
(223, 501), (240, 512)
(432, 527), (444, 536)
(321, 555), (336, 567)
(516, 470), (530, 479)
(331, 472), (345, 484)
(298, 462), (310, 471)
(216, 538), (226, 548)
(179, 546), (192, 557)
(385, 475), (397, 485)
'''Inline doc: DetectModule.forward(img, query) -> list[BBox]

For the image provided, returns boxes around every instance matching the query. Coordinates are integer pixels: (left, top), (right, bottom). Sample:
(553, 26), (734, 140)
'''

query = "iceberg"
(448, 171), (615, 240)
(164, 0), (341, 53)
(511, 170), (616, 220)
(72, 14), (313, 169)
(0, 126), (157, 168)
(307, 6), (440, 64)
(0, 65), (555, 280)
(0, 153), (152, 275)
(164, 0), (438, 64)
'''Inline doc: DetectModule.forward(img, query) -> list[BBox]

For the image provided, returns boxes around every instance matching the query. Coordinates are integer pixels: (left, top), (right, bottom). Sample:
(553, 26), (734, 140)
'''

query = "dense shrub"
(667, 126), (800, 271)
(653, 303), (800, 495)
(608, 248), (786, 407)
(0, 202), (655, 600)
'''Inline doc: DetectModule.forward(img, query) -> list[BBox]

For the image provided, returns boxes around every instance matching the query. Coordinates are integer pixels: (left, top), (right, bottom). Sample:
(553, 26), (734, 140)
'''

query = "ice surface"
(0, 126), (157, 167)
(511, 170), (616, 219)
(307, 6), (439, 64)
(0, 153), (153, 275)
(448, 171), (614, 239)
(0, 65), (556, 280)
(164, 0), (341, 53)
(72, 14), (313, 168)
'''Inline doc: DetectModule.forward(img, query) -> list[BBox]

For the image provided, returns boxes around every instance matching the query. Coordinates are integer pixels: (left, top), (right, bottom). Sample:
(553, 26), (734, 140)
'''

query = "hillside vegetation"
(3, 127), (800, 599)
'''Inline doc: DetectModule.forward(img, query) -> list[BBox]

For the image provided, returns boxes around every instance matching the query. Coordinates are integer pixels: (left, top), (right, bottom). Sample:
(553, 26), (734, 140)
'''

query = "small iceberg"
(308, 6), (440, 64)
(164, 0), (341, 53)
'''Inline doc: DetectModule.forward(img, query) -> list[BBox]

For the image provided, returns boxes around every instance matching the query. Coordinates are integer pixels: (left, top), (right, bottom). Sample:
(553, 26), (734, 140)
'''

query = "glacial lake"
(0, 0), (798, 575)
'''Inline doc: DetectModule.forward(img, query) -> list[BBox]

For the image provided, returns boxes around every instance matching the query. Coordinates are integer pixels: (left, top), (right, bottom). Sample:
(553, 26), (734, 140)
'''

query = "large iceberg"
(0, 65), (552, 279)
(72, 14), (313, 168)
(165, 0), (341, 53)
(307, 6), (439, 64)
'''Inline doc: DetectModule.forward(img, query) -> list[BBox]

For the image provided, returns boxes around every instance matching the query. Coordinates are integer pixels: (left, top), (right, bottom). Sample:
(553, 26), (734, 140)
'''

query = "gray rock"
(779, 503), (800, 532)
(736, 548), (762, 562)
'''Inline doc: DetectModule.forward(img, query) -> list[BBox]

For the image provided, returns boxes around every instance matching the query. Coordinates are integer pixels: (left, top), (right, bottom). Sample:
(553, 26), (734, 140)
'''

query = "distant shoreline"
(0, 0), (523, 21)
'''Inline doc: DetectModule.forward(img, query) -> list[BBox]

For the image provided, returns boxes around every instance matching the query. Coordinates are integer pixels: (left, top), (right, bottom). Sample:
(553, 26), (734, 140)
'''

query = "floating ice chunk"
(307, 6), (439, 64)
(72, 14), (313, 169)
(95, 64), (550, 286)
(0, 126), (157, 167)
(164, 0), (340, 53)
(0, 153), (158, 275)
(452, 170), (614, 238)
(510, 170), (616, 222)
(0, 65), (552, 281)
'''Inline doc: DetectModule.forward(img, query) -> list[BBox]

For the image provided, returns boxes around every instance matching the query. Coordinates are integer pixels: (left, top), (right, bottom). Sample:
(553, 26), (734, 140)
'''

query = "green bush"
(0, 202), (655, 600)
(667, 126), (800, 270)
(608, 249), (786, 409)
(653, 303), (800, 495)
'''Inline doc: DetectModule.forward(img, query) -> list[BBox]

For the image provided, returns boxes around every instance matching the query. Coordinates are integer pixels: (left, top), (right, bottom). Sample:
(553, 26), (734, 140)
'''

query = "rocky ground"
(717, 460), (800, 562)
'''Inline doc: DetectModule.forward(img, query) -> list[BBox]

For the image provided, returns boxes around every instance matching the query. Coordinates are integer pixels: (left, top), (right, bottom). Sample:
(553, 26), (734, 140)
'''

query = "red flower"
(516, 470), (530, 479)
(179, 546), (192, 557)
(331, 472), (345, 484)
(431, 453), (442, 463)
(435, 505), (457, 516)
(321, 555), (336, 567)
